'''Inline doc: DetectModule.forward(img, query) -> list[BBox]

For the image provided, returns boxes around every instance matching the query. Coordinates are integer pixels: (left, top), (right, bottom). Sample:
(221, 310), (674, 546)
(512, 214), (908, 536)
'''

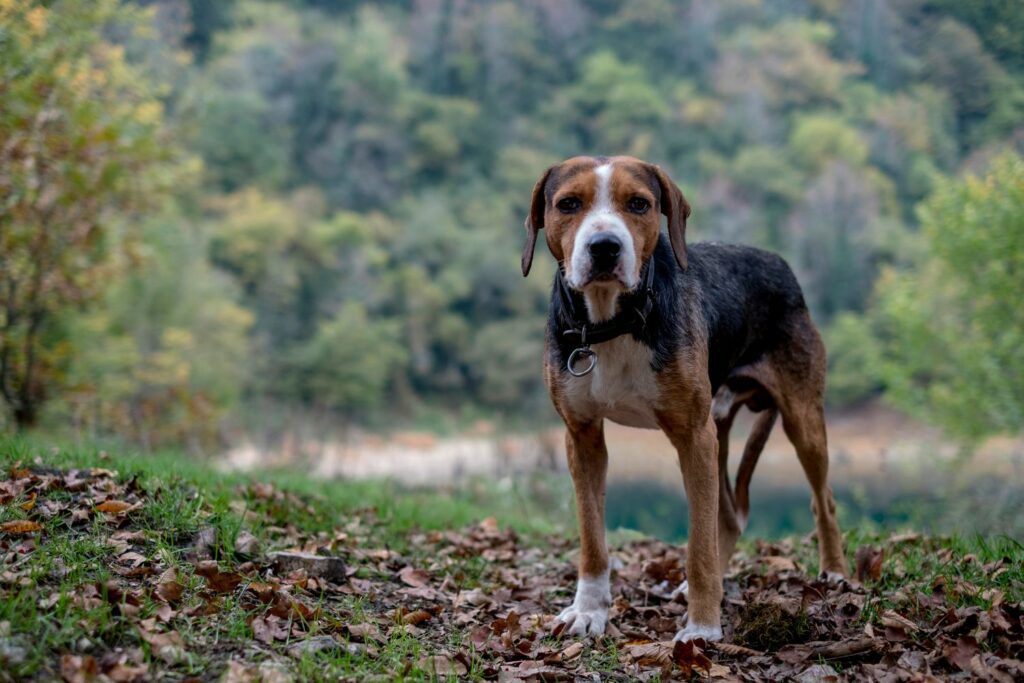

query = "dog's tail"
(733, 406), (778, 532)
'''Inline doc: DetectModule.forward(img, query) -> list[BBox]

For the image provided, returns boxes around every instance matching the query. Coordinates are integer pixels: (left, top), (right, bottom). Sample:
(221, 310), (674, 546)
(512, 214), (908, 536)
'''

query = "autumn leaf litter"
(1, 463), (1023, 681)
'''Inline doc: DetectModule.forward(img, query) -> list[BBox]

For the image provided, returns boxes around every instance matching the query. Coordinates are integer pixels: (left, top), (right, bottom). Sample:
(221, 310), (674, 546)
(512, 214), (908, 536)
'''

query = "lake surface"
(221, 404), (1024, 541)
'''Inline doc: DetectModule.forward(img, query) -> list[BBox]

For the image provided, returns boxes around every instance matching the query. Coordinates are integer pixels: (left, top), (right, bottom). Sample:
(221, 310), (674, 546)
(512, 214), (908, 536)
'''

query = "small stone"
(287, 635), (341, 659)
(269, 552), (346, 583)
(0, 638), (28, 666)
(794, 663), (839, 683)
(234, 530), (260, 556)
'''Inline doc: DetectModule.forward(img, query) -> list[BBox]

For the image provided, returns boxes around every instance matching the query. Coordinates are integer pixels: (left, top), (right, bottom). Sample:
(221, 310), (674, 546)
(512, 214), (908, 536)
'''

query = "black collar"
(555, 259), (657, 376)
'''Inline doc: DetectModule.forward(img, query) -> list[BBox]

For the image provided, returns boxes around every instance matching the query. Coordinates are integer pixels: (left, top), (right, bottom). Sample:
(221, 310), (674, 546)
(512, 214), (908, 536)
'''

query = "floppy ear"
(651, 165), (691, 271)
(522, 166), (554, 277)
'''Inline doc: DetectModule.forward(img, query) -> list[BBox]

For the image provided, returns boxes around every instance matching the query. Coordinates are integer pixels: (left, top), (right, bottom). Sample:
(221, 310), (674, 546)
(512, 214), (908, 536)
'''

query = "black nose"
(588, 235), (621, 271)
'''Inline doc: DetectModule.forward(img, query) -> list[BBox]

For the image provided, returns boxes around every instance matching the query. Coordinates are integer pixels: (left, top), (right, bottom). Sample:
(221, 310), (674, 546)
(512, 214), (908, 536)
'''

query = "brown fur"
(529, 156), (848, 639)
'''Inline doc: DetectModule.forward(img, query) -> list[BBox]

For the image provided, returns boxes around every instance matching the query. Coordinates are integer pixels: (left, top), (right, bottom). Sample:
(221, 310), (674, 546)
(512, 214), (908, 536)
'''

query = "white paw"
(557, 603), (608, 637)
(557, 571), (611, 638)
(820, 570), (848, 585)
(673, 622), (723, 643)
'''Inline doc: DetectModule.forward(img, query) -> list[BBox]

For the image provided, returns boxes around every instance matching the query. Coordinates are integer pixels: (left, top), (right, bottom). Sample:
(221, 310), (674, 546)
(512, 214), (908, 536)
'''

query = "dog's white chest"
(563, 337), (662, 429)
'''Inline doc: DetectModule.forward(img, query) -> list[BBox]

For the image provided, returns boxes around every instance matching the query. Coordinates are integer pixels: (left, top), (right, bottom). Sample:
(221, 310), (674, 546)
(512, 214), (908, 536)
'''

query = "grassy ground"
(1, 435), (1022, 681)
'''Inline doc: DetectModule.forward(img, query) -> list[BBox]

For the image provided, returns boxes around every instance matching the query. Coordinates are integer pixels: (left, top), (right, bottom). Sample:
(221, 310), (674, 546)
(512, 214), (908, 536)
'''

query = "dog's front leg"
(661, 410), (724, 642)
(557, 420), (611, 637)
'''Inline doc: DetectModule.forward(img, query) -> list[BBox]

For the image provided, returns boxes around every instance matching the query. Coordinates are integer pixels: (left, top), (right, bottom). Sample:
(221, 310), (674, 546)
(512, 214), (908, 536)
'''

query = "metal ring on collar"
(567, 346), (597, 377)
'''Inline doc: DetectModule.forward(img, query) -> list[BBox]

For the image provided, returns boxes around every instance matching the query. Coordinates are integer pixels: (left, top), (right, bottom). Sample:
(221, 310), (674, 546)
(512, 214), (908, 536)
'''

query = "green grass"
(1, 434), (1022, 681)
(0, 435), (568, 681)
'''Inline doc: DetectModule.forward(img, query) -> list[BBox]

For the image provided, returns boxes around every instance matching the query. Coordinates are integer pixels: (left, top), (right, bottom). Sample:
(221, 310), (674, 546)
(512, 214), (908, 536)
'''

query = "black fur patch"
(547, 234), (808, 392)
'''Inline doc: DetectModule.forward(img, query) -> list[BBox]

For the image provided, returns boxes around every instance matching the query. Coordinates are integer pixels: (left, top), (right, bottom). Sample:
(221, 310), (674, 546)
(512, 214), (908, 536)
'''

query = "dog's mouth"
(570, 273), (627, 293)
(573, 265), (637, 292)
(589, 271), (621, 283)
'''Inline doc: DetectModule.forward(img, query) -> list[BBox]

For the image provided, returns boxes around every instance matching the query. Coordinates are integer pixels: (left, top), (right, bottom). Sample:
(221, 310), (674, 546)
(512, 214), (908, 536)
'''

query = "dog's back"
(683, 241), (812, 393)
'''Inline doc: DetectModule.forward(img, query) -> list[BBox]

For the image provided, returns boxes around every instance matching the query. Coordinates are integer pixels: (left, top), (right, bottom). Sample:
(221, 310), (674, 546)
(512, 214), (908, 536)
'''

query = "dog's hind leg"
(733, 406), (778, 531)
(712, 388), (744, 575)
(779, 399), (847, 577)
(772, 314), (848, 577)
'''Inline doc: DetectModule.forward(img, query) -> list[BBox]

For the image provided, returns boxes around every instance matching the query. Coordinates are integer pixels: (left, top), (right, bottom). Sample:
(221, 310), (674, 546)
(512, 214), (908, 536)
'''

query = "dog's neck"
(582, 285), (623, 323)
(549, 235), (684, 372)
(553, 256), (656, 347)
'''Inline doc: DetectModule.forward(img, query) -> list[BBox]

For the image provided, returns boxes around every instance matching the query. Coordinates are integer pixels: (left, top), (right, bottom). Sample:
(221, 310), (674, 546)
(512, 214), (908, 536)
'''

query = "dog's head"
(521, 156), (690, 292)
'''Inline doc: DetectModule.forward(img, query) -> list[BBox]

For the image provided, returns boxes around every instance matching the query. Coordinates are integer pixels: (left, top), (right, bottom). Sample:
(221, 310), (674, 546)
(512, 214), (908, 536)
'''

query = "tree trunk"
(13, 404), (38, 431)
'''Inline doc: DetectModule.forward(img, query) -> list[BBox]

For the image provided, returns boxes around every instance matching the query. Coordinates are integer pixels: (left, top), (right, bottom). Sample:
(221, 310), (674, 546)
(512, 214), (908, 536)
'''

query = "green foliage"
(286, 303), (406, 414)
(789, 114), (869, 172)
(874, 153), (1024, 440)
(53, 209), (252, 450)
(0, 0), (183, 428)
(824, 313), (884, 407)
(5, 0), (1022, 443)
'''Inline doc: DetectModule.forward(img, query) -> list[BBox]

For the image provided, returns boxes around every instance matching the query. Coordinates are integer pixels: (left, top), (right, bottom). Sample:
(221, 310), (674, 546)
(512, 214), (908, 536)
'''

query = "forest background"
(3, 0), (1023, 453)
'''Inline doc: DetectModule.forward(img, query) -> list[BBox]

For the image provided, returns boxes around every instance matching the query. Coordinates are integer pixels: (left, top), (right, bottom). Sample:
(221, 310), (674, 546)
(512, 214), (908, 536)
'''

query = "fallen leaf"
(763, 555), (799, 572)
(105, 661), (148, 683)
(347, 622), (381, 642)
(855, 545), (884, 582)
(880, 609), (918, 632)
(252, 615), (289, 644)
(194, 561), (243, 593)
(156, 567), (185, 603)
(672, 639), (713, 676)
(943, 635), (980, 671)
(794, 663), (839, 683)
(398, 566), (430, 588)
(60, 654), (98, 683)
(552, 641), (584, 662)
(287, 635), (341, 659)
(221, 660), (257, 683)
(402, 609), (433, 625)
(0, 520), (42, 535)
(95, 500), (134, 514)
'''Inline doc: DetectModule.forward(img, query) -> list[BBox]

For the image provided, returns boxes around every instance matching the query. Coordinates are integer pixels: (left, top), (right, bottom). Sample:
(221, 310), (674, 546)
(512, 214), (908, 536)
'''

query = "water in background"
(221, 405), (1024, 541)
(606, 474), (1024, 543)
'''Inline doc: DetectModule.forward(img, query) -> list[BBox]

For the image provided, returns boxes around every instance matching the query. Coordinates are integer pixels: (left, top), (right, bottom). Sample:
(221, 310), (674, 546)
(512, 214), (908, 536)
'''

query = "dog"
(521, 155), (848, 642)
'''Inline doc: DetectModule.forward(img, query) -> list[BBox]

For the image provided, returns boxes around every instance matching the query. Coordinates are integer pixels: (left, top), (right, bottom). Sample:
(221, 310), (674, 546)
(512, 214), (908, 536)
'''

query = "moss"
(733, 600), (810, 652)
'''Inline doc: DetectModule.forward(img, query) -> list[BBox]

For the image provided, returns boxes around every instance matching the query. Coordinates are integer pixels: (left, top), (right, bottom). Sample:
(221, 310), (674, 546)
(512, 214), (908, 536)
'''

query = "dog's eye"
(627, 197), (650, 214)
(556, 197), (582, 213)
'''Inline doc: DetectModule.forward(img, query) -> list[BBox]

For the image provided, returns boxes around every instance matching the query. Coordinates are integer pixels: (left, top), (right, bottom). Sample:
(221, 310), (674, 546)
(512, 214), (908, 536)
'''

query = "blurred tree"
(466, 317), (546, 410)
(875, 153), (1024, 441)
(559, 50), (669, 154)
(823, 312), (884, 407)
(789, 114), (869, 172)
(6, 0), (1024, 438)
(832, 0), (917, 89)
(786, 162), (889, 319)
(866, 86), (957, 207)
(58, 209), (252, 450)
(728, 146), (805, 246)
(930, 0), (1024, 75)
(207, 189), (404, 408)
(285, 302), (406, 415)
(714, 20), (861, 113)
(922, 19), (1024, 148)
(0, 0), (179, 429)
(183, 0), (237, 59)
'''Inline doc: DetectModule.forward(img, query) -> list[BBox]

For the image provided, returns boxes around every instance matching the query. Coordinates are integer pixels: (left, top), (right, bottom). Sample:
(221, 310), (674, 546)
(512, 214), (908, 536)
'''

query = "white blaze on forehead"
(567, 162), (639, 297)
(594, 163), (613, 211)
